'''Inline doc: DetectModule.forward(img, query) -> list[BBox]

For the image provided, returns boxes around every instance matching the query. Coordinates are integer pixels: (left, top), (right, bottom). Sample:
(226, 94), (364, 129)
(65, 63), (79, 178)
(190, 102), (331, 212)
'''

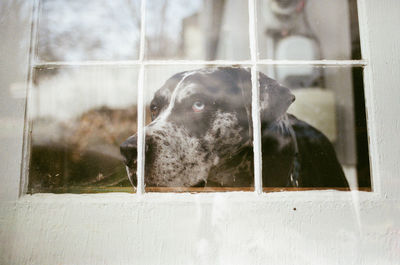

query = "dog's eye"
(150, 105), (159, 120)
(192, 101), (205, 112)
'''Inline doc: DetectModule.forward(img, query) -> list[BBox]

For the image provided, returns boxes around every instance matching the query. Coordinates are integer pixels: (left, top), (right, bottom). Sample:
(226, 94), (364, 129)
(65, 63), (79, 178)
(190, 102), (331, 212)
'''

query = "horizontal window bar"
(32, 59), (367, 68)
(257, 59), (367, 66)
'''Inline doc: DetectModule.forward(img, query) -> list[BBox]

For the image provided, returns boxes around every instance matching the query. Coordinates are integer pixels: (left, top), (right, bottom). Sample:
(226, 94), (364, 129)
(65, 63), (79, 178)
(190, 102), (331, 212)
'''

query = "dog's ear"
(259, 72), (295, 124)
(218, 68), (294, 124)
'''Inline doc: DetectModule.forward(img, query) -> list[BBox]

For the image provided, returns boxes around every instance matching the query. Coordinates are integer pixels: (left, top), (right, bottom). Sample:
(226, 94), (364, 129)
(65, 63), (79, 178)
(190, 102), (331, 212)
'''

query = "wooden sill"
(145, 187), (372, 193)
(29, 186), (372, 194)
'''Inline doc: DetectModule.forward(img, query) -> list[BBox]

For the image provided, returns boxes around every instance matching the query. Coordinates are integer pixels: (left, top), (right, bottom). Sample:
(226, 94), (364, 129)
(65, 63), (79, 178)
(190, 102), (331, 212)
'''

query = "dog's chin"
(125, 162), (207, 188)
(125, 166), (137, 187)
(143, 177), (207, 188)
(192, 180), (206, 187)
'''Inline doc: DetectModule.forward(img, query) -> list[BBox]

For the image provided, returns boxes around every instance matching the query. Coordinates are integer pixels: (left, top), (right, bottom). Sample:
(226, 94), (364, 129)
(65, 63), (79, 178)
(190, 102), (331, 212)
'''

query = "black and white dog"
(120, 67), (348, 188)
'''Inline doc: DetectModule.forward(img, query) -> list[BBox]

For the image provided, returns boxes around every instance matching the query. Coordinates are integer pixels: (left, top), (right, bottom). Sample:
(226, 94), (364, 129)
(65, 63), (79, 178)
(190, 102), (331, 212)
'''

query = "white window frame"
(21, 0), (369, 195)
(1, 0), (400, 264)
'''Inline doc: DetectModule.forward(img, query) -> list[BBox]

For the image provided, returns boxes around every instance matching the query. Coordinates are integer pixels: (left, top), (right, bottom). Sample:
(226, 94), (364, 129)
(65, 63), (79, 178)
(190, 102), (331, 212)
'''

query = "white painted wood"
(32, 59), (367, 67)
(135, 0), (147, 195)
(1, 0), (400, 264)
(20, 0), (41, 196)
(136, 65), (146, 194)
(0, 0), (34, 201)
(357, 0), (400, 198)
(0, 192), (399, 265)
(248, 0), (263, 193)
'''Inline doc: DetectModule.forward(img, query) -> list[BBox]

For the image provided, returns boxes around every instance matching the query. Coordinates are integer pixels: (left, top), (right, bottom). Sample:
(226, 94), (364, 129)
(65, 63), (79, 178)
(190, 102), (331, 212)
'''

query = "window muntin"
(26, 0), (370, 194)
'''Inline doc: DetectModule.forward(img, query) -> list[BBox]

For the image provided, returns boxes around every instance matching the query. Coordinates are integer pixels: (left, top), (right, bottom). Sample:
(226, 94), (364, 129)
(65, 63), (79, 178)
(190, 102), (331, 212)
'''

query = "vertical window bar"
(135, 0), (147, 195)
(20, 0), (40, 196)
(357, 0), (376, 193)
(248, 0), (263, 194)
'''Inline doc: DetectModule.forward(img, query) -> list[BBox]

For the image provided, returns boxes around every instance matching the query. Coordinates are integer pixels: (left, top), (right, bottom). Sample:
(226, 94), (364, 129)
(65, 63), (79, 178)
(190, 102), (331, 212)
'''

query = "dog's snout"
(120, 136), (137, 167)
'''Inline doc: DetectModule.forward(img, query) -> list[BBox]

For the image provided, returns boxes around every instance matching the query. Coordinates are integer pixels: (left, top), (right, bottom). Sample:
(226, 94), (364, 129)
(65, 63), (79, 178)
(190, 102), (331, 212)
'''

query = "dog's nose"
(120, 135), (137, 168)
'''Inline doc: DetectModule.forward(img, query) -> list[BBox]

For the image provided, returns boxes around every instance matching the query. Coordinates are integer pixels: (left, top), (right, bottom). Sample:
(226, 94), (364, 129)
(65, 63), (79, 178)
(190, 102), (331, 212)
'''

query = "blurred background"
(25, 0), (369, 192)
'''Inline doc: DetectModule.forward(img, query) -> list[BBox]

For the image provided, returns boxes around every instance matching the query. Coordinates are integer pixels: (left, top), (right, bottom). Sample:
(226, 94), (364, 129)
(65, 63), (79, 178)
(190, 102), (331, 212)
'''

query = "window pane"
(258, 65), (370, 189)
(37, 0), (141, 61)
(130, 65), (254, 191)
(257, 0), (361, 60)
(145, 0), (250, 60)
(28, 67), (139, 193)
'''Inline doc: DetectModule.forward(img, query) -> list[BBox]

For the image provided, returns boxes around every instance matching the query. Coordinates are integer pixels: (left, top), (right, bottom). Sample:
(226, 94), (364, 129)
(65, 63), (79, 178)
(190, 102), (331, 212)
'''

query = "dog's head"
(120, 67), (295, 187)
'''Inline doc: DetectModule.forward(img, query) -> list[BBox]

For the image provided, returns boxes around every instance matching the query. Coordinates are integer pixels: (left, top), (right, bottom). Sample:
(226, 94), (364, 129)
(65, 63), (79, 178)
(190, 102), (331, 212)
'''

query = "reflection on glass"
(257, 0), (361, 60)
(121, 66), (255, 191)
(38, 0), (141, 61)
(28, 67), (139, 193)
(259, 65), (370, 189)
(145, 0), (250, 60)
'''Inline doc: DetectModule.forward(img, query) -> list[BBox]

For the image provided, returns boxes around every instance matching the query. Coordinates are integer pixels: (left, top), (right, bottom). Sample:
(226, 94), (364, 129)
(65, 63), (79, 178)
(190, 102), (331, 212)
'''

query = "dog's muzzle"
(120, 135), (138, 185)
(120, 135), (137, 167)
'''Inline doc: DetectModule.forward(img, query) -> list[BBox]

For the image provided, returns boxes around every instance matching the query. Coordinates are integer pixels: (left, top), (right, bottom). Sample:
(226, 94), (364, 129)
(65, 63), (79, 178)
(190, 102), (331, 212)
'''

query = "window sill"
(18, 187), (378, 205)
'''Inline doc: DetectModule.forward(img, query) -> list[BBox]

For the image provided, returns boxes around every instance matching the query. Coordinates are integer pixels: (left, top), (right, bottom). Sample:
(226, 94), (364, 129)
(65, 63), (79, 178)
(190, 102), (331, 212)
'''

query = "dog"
(120, 67), (348, 188)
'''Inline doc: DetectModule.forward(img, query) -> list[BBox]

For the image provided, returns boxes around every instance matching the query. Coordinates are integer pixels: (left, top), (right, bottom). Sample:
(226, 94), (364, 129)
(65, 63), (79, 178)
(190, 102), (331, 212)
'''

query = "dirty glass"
(257, 0), (361, 60)
(37, 0), (141, 61)
(259, 65), (370, 190)
(26, 0), (369, 193)
(28, 67), (139, 193)
(131, 65), (255, 192)
(145, 0), (250, 60)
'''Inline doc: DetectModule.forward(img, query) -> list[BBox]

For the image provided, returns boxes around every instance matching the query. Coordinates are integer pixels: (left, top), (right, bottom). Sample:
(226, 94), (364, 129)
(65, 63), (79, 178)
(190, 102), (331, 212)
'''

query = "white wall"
(1, 0), (400, 264)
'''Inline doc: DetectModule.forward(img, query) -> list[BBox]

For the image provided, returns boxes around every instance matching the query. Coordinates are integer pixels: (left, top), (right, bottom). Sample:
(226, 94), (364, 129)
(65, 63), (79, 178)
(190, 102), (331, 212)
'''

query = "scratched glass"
(135, 65), (254, 191)
(28, 67), (139, 193)
(257, 0), (361, 60)
(37, 0), (141, 61)
(259, 65), (370, 190)
(145, 0), (250, 60)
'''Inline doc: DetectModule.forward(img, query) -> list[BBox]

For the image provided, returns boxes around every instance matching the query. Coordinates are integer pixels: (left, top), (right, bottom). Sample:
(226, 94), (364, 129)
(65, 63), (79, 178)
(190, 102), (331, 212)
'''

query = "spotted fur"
(120, 67), (348, 188)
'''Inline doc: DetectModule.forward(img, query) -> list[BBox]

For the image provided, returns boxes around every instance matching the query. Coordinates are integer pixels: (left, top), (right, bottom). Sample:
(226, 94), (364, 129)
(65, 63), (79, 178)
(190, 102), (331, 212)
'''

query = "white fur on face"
(145, 124), (209, 186)
(176, 83), (197, 102)
(145, 110), (244, 186)
(158, 86), (172, 101)
(149, 71), (195, 129)
(145, 71), (207, 186)
(204, 111), (243, 156)
(145, 69), (245, 186)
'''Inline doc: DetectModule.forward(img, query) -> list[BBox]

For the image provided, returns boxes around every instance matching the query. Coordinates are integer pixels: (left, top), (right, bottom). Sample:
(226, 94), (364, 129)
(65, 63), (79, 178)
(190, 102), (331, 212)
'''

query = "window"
(1, 1), (400, 264)
(25, 0), (370, 194)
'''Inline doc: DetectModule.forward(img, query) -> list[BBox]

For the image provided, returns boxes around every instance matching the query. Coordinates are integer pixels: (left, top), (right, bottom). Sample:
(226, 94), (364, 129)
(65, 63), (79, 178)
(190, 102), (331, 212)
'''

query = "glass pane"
(37, 0), (141, 61)
(28, 66), (139, 193)
(145, 0), (250, 60)
(124, 65), (254, 192)
(258, 65), (370, 190)
(257, 0), (361, 60)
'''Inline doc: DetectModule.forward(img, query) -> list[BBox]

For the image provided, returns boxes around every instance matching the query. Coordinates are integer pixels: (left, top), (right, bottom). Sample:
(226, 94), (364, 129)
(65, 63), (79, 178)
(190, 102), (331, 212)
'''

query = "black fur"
(120, 67), (348, 188)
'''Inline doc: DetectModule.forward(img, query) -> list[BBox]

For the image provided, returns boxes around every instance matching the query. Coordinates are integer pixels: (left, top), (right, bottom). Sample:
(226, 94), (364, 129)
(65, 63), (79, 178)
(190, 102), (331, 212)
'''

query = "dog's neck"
(206, 146), (254, 187)
(261, 115), (299, 187)
(205, 115), (299, 188)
